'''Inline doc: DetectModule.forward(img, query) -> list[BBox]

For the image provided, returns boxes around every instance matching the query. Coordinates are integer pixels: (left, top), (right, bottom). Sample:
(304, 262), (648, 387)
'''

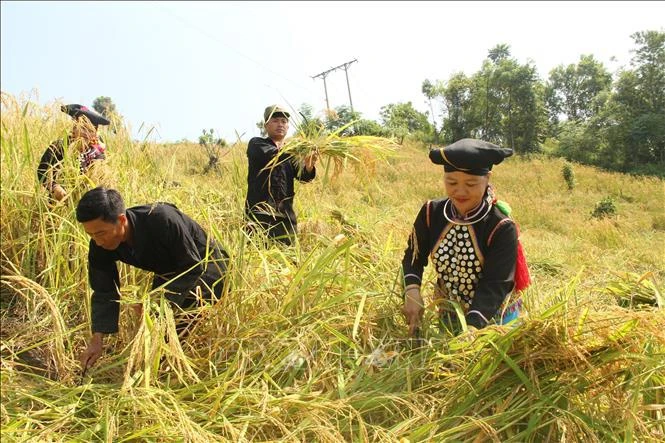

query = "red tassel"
(514, 224), (531, 293)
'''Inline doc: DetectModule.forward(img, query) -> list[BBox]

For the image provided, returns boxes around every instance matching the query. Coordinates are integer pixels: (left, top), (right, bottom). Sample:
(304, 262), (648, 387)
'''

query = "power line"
(157, 6), (317, 97)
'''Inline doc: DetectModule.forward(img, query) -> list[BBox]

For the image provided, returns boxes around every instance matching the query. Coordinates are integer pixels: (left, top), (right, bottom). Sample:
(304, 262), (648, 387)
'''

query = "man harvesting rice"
(244, 105), (318, 245)
(76, 187), (228, 370)
(401, 138), (530, 336)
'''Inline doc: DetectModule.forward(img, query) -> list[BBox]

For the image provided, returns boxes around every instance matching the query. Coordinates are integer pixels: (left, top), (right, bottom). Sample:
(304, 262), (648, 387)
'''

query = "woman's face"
(444, 171), (490, 216)
(71, 116), (97, 151)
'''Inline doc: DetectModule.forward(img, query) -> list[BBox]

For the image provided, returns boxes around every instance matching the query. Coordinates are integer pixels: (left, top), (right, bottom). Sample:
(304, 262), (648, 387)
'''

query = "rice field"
(1, 92), (664, 442)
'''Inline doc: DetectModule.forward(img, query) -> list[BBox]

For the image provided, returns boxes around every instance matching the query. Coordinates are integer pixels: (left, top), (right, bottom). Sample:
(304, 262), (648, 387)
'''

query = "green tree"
(468, 45), (545, 152)
(294, 103), (326, 137)
(92, 96), (125, 135)
(379, 101), (433, 143)
(325, 105), (362, 136)
(354, 119), (388, 137)
(438, 72), (476, 144)
(298, 102), (315, 121)
(92, 96), (117, 118)
(422, 79), (441, 137)
(610, 30), (665, 170)
(487, 43), (511, 63)
(545, 55), (612, 125)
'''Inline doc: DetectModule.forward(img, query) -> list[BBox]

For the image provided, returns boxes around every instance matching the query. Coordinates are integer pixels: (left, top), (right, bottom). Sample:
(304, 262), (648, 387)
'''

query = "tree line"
(317, 29), (664, 177)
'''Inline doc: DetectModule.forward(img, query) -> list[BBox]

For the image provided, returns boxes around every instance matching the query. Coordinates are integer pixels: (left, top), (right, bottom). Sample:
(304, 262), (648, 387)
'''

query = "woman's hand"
(51, 184), (67, 201)
(401, 286), (424, 337)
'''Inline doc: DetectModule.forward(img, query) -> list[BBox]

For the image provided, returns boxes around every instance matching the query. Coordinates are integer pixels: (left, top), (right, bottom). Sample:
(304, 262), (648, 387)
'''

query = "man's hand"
(51, 184), (67, 201)
(131, 303), (143, 317)
(304, 152), (318, 172)
(401, 286), (424, 337)
(79, 332), (104, 370)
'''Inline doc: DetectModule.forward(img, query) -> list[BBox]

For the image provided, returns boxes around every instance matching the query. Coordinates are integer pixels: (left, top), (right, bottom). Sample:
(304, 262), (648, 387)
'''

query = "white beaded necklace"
(443, 198), (493, 226)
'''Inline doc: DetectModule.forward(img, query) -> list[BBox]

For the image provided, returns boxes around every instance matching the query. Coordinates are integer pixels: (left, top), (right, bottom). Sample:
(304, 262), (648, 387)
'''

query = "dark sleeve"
(36, 140), (64, 188)
(466, 220), (517, 329)
(401, 202), (431, 289)
(88, 242), (121, 334)
(247, 137), (278, 170)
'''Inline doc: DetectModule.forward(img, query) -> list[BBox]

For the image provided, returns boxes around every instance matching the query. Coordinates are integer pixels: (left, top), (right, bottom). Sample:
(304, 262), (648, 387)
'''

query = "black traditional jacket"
(244, 136), (315, 225)
(37, 136), (106, 190)
(87, 203), (227, 333)
(402, 196), (517, 329)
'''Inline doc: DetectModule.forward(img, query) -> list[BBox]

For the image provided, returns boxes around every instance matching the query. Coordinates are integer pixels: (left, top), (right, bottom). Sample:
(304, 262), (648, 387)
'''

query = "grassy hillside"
(1, 94), (664, 442)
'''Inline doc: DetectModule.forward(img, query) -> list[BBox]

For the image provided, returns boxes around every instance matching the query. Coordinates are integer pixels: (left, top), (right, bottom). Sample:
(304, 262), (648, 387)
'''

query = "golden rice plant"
(264, 119), (399, 182)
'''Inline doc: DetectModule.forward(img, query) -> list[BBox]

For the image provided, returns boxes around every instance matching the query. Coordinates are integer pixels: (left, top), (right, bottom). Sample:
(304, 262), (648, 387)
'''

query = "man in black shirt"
(76, 187), (228, 370)
(244, 104), (318, 245)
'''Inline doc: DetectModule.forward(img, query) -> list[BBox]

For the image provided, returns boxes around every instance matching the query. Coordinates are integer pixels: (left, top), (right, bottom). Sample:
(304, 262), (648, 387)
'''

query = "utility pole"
(312, 71), (331, 111)
(311, 58), (358, 112)
(341, 59), (357, 112)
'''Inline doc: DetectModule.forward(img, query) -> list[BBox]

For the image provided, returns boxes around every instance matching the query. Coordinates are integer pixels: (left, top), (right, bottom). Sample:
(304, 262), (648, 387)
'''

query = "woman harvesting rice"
(37, 104), (110, 202)
(401, 138), (530, 336)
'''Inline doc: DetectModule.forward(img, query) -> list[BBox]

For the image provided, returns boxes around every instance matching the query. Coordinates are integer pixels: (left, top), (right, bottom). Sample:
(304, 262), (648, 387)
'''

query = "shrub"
(562, 162), (576, 190)
(591, 196), (617, 219)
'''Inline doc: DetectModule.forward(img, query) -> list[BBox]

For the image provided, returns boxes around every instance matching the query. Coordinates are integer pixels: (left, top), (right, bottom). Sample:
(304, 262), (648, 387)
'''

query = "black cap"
(61, 104), (110, 127)
(429, 138), (513, 175)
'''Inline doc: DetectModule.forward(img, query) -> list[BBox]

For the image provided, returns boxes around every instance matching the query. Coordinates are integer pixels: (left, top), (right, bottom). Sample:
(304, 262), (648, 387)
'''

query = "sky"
(2, 1), (664, 143)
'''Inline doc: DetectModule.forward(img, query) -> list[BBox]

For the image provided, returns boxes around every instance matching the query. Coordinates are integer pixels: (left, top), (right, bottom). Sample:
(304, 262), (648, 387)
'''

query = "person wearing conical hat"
(244, 104), (318, 245)
(401, 138), (530, 337)
(36, 104), (111, 202)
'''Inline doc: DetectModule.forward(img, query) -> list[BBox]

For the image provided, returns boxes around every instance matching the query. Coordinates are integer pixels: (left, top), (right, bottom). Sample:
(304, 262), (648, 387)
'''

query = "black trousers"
(244, 211), (296, 246)
(162, 254), (227, 338)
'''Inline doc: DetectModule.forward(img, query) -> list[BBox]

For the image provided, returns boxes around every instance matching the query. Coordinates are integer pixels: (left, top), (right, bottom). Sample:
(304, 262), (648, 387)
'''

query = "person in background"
(37, 104), (110, 202)
(244, 104), (318, 245)
(76, 187), (229, 370)
(400, 138), (530, 337)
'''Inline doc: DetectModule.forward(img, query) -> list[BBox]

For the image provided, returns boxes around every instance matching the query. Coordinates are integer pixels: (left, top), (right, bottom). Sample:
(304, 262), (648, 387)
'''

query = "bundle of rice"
(263, 120), (399, 180)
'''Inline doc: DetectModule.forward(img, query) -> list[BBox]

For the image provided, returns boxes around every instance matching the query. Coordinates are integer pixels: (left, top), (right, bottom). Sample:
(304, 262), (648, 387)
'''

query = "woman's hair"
(76, 187), (125, 223)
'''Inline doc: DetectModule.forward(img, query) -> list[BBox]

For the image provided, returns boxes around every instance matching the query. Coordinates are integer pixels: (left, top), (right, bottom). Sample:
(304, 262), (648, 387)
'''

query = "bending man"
(76, 187), (228, 370)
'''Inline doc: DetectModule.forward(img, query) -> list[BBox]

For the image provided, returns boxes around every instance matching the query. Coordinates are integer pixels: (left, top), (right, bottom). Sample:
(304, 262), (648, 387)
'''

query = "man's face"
(265, 115), (289, 142)
(82, 215), (126, 250)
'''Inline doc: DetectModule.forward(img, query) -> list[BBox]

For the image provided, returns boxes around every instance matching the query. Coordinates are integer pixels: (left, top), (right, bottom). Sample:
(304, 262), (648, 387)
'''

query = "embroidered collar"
(444, 186), (495, 225)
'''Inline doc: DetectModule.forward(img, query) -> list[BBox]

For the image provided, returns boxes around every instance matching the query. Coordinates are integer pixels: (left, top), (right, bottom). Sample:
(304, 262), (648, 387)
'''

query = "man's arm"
(80, 243), (120, 370)
(247, 137), (279, 170)
(89, 250), (122, 334)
